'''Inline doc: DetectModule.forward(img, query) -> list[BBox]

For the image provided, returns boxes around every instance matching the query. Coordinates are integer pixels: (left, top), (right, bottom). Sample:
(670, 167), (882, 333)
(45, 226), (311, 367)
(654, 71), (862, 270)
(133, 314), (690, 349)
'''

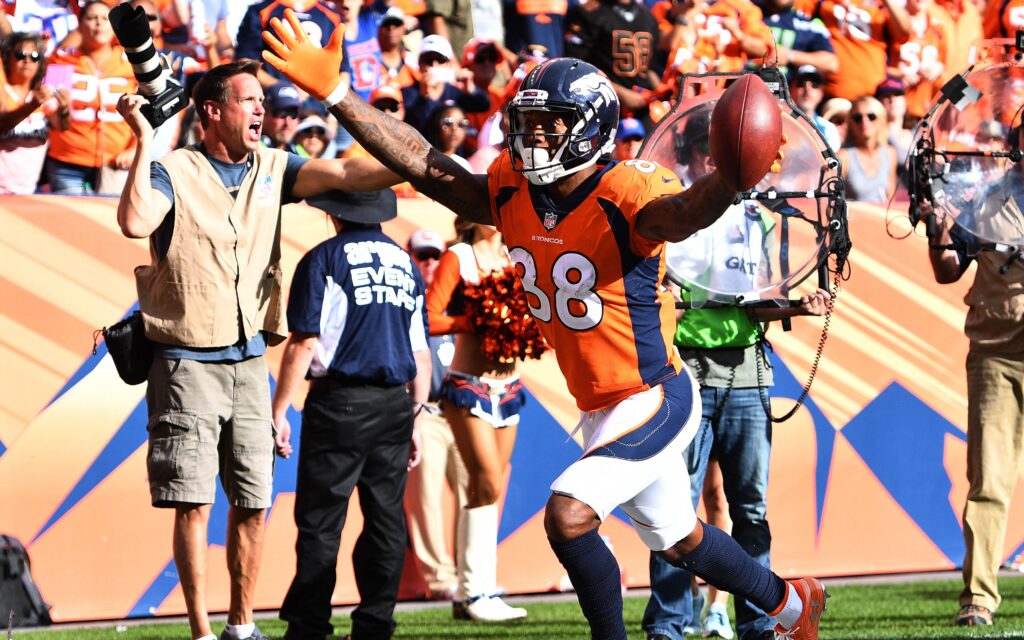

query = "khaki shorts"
(146, 356), (275, 509)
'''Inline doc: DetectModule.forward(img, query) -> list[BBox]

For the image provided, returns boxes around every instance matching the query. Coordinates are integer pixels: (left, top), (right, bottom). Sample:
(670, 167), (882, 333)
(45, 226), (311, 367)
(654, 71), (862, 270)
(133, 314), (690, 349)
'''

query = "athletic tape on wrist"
(321, 81), (348, 108)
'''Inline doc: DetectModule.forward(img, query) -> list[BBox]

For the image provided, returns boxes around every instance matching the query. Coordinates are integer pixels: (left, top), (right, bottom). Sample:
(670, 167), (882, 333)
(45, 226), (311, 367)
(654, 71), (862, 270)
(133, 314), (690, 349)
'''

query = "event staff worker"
(271, 188), (431, 640)
(114, 59), (399, 640)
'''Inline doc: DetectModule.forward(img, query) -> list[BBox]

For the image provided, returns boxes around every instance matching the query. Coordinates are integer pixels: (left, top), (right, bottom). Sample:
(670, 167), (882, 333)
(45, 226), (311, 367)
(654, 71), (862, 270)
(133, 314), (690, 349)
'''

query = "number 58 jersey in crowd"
(487, 153), (684, 411)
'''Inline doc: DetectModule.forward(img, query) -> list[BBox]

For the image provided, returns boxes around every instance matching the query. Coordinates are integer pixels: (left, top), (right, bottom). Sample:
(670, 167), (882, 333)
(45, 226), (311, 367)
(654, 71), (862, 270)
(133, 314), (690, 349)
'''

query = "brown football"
(708, 74), (782, 191)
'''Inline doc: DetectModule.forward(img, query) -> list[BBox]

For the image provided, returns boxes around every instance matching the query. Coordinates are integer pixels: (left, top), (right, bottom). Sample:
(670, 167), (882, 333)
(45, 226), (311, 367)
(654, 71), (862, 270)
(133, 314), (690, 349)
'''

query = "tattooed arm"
(261, 9), (493, 225)
(635, 170), (738, 243)
(327, 97), (493, 224)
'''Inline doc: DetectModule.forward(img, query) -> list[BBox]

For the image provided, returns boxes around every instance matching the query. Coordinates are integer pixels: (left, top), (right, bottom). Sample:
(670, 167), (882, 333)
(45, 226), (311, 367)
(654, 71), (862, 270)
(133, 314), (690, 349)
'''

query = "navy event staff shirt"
(287, 226), (429, 385)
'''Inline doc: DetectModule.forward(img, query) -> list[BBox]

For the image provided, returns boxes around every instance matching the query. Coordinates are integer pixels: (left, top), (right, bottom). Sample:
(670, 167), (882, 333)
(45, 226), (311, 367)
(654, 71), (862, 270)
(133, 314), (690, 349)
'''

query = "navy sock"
(548, 529), (627, 640)
(668, 522), (787, 615)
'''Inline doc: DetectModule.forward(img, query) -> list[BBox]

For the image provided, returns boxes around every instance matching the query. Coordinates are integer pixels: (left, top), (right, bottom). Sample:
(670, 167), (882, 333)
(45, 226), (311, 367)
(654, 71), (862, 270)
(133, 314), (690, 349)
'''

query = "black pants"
(281, 382), (414, 640)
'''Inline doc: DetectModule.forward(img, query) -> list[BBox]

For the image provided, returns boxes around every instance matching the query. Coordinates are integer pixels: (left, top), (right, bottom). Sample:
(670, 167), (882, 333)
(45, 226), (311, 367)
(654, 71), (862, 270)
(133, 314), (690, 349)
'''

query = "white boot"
(453, 504), (527, 621)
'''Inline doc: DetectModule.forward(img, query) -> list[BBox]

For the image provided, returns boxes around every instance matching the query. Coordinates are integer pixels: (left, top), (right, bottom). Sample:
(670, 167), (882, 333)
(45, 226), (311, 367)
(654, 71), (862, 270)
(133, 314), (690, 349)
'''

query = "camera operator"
(926, 123), (1024, 628)
(115, 60), (399, 640)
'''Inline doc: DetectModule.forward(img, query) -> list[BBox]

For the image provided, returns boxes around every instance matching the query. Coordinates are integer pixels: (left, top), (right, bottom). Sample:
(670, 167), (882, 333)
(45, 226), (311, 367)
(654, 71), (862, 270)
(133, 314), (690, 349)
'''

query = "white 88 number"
(509, 247), (604, 331)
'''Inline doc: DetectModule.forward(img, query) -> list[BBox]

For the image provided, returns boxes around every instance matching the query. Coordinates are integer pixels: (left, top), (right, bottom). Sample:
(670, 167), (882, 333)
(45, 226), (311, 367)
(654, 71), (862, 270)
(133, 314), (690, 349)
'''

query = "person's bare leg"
(174, 503), (213, 639)
(227, 506), (266, 625)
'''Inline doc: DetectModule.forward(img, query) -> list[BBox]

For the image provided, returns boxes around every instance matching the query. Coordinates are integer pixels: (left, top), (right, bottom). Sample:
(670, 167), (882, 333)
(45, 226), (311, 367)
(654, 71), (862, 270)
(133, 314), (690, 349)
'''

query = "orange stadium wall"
(1, 195), (1020, 622)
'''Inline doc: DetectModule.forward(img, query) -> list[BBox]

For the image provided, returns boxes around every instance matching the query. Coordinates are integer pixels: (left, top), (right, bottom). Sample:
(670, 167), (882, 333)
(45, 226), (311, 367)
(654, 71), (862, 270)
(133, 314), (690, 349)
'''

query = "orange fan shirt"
(930, 0), (982, 81)
(487, 153), (683, 411)
(797, 0), (909, 99)
(661, 0), (774, 76)
(890, 13), (947, 118)
(983, 0), (1024, 37)
(47, 46), (136, 168)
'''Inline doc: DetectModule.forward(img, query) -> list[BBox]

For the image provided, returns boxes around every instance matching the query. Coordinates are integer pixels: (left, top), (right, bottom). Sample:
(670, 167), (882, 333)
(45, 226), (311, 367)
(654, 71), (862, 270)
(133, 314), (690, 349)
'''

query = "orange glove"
(770, 132), (787, 173)
(262, 9), (346, 101)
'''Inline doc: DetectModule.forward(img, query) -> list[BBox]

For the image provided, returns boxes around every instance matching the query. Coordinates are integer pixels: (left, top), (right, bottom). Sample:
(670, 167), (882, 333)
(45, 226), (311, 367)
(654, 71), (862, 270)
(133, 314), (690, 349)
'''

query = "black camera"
(109, 2), (187, 128)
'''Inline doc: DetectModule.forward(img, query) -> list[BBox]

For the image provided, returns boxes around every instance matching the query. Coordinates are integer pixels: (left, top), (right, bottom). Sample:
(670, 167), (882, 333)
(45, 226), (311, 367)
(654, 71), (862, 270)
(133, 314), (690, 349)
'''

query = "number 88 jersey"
(488, 152), (684, 411)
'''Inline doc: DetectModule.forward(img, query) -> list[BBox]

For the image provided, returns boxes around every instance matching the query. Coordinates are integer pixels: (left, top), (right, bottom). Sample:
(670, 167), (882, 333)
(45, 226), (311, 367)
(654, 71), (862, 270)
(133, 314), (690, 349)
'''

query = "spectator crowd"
(0, 0), (1018, 202)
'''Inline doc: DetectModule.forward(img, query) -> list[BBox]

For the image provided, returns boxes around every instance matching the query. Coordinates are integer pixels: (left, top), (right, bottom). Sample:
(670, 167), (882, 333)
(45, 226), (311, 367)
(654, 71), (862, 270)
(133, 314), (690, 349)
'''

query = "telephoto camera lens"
(109, 2), (187, 127)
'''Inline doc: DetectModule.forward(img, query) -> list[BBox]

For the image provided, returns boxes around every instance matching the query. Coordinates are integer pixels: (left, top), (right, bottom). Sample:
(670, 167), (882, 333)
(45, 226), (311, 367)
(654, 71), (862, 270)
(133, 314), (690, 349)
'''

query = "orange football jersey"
(797, 0), (909, 100)
(983, 0), (1024, 37)
(487, 153), (683, 411)
(46, 46), (136, 168)
(890, 14), (947, 118)
(661, 0), (774, 77)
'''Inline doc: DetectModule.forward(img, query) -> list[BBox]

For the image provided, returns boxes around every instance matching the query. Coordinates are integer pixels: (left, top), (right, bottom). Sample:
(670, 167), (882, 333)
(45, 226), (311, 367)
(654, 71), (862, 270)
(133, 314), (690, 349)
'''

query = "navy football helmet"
(507, 58), (619, 185)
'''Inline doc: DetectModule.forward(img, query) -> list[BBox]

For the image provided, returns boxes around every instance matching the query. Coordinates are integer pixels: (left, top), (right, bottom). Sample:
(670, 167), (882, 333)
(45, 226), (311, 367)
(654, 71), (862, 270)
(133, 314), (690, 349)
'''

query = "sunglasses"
(413, 248), (442, 261)
(829, 117), (847, 126)
(852, 112), (879, 124)
(474, 53), (498, 65)
(13, 50), (40, 61)
(146, 12), (159, 21)
(795, 79), (822, 89)
(300, 127), (327, 137)
(272, 108), (299, 119)
(373, 100), (402, 113)
(441, 117), (470, 130)
(420, 54), (448, 67)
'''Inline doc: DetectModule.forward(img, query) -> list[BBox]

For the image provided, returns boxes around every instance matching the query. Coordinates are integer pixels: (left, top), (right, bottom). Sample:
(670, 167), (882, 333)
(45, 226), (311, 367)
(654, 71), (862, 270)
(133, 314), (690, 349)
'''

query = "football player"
(262, 12), (829, 640)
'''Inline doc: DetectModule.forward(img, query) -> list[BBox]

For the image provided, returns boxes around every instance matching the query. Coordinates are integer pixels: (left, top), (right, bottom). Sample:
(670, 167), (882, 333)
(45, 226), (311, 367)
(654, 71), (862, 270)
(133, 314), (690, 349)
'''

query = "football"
(708, 74), (783, 191)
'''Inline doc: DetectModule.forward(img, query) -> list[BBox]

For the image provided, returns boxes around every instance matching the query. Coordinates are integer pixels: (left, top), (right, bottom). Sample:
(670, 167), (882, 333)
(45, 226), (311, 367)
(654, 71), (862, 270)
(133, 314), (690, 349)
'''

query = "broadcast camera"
(109, 2), (187, 128)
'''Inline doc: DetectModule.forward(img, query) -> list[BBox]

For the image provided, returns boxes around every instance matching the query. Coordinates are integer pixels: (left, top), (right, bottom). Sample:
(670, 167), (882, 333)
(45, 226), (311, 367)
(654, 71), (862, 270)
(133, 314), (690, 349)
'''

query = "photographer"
(926, 123), (1024, 628)
(115, 59), (398, 640)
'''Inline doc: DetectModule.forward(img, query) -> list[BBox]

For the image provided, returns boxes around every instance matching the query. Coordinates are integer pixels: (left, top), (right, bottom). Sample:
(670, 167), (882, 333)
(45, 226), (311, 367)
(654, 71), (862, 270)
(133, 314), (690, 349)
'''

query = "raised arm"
(635, 170), (738, 243)
(114, 94), (173, 239)
(261, 10), (493, 224)
(291, 156), (402, 198)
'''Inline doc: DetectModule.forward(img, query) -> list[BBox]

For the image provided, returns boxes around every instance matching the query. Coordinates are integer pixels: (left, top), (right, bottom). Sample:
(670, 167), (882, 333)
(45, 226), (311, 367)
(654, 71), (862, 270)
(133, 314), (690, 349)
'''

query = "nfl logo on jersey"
(543, 211), (558, 230)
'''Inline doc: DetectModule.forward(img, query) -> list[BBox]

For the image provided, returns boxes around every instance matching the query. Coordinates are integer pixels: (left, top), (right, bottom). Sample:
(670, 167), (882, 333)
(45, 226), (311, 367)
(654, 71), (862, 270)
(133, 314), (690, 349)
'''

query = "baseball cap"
(461, 37), (498, 66)
(306, 189), (398, 224)
(407, 229), (446, 253)
(369, 84), (404, 105)
(821, 97), (852, 123)
(294, 115), (330, 137)
(380, 6), (405, 27)
(419, 34), (454, 62)
(874, 76), (906, 99)
(792, 64), (824, 83)
(616, 117), (645, 141)
(265, 82), (301, 112)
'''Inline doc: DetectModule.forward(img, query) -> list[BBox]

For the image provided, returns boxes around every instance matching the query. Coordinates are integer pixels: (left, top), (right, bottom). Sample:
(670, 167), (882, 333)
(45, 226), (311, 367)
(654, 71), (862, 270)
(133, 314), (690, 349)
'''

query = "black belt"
(310, 377), (403, 390)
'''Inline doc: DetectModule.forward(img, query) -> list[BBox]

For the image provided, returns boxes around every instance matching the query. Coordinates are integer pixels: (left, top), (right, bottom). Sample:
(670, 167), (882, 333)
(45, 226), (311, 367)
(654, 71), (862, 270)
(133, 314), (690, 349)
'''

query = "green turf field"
(13, 576), (1024, 639)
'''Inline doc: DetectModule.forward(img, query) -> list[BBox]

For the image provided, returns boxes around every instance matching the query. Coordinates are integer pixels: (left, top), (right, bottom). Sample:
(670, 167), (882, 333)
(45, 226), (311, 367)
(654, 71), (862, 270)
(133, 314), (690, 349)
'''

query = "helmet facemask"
(507, 100), (615, 186)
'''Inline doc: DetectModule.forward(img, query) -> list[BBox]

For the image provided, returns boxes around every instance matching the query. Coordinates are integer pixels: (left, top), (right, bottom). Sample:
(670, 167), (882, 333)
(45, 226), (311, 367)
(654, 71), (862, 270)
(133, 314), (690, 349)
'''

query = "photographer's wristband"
(321, 81), (349, 108)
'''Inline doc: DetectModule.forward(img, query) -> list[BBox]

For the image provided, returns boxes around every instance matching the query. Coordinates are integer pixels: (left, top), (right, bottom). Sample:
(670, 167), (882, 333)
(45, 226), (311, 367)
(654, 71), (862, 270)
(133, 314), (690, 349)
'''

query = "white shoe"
(703, 602), (734, 639)
(464, 595), (528, 622)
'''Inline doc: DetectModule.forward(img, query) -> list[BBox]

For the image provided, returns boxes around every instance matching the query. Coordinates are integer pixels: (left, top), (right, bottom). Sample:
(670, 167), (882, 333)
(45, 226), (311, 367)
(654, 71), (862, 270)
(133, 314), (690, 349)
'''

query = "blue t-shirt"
(287, 226), (429, 385)
(149, 146), (308, 362)
(235, 0), (345, 80)
(502, 0), (579, 59)
(341, 2), (390, 101)
(763, 9), (834, 77)
(401, 84), (491, 133)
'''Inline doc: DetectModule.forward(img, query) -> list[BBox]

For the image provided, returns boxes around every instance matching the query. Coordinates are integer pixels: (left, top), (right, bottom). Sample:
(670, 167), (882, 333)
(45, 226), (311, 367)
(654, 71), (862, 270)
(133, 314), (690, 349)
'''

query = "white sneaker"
(464, 595), (528, 622)
(703, 602), (734, 639)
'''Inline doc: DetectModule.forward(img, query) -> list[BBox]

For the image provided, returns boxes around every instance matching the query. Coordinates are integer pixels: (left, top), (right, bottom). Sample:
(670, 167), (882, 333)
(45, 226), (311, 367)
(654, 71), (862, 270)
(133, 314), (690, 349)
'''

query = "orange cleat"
(774, 577), (829, 639)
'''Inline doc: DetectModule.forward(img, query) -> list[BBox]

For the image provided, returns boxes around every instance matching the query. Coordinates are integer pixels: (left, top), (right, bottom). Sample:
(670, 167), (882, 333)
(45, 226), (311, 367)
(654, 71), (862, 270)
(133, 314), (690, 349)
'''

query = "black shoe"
(219, 625), (270, 640)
